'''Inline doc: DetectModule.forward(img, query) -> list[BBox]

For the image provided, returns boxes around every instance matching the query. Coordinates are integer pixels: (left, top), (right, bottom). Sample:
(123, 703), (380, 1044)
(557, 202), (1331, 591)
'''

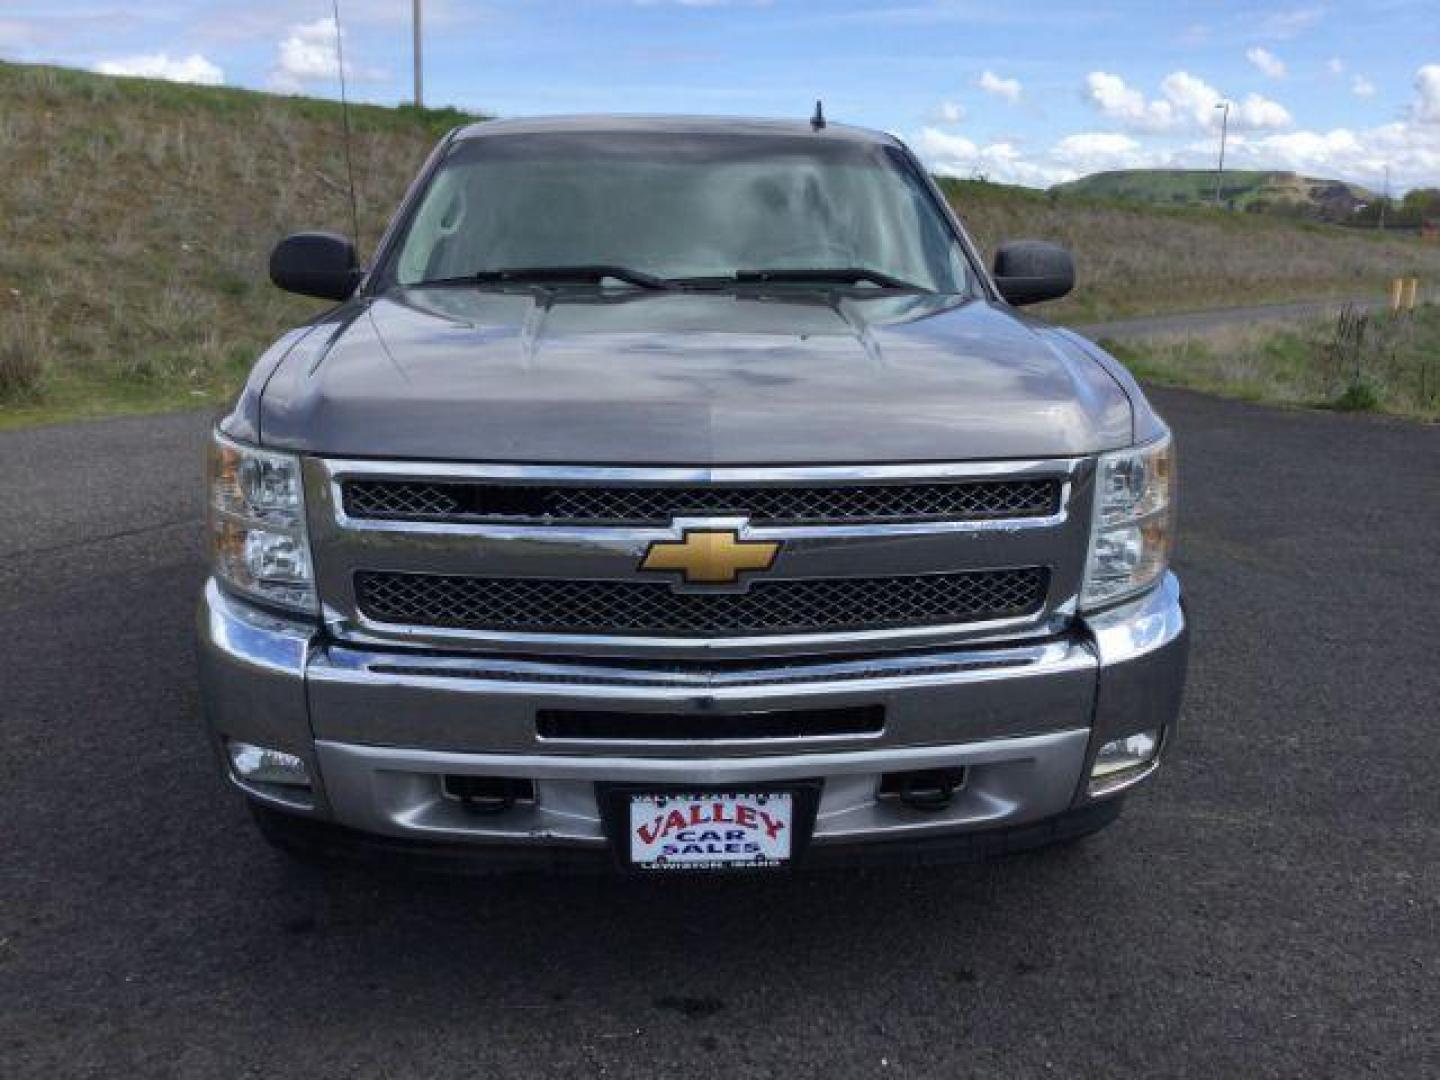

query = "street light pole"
(412, 0), (423, 108)
(1378, 164), (1389, 231)
(1213, 101), (1230, 208)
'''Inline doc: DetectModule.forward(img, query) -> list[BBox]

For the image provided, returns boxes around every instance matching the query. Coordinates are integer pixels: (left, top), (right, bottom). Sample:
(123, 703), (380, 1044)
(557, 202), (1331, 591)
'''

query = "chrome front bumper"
(197, 573), (1188, 855)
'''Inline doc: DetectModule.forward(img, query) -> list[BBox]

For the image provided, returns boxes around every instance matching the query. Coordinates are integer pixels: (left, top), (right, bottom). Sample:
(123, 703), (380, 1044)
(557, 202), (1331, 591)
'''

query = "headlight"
(1081, 434), (1175, 610)
(208, 431), (317, 614)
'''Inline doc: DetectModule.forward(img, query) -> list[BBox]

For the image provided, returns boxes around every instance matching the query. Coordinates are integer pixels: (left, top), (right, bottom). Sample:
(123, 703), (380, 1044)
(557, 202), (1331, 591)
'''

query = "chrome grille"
(354, 567), (1048, 637)
(342, 478), (1060, 526)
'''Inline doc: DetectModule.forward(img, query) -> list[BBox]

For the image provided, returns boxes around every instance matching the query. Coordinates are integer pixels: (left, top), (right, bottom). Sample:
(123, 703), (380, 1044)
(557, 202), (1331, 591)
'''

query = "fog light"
(1088, 730), (1160, 796)
(227, 740), (311, 789)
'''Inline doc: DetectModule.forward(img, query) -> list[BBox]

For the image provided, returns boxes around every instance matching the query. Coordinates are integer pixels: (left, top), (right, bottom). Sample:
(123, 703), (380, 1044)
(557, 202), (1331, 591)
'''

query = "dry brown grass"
(943, 179), (1440, 322)
(0, 61), (468, 420)
(0, 301), (49, 402)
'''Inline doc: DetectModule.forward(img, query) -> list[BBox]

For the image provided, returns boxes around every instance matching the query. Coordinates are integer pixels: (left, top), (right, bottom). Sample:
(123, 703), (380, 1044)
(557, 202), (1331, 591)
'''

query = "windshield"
(385, 130), (974, 293)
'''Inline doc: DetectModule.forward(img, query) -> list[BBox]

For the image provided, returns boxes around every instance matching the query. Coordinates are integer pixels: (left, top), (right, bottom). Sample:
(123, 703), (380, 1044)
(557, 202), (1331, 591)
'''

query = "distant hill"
(1051, 169), (1377, 222)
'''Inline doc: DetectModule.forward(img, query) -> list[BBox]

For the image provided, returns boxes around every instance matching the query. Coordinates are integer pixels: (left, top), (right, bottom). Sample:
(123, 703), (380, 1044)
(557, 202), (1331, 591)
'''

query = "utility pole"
(1378, 164), (1389, 231)
(412, 0), (424, 108)
(1213, 101), (1231, 208)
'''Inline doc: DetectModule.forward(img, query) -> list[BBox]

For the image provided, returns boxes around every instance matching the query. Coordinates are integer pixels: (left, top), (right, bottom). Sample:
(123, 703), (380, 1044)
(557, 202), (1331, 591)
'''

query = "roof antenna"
(811, 99), (826, 131)
(331, 0), (362, 250)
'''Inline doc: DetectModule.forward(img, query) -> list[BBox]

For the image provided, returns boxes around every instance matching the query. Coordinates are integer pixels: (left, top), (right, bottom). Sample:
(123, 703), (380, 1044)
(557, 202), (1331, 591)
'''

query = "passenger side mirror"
(992, 240), (1074, 306)
(269, 231), (362, 301)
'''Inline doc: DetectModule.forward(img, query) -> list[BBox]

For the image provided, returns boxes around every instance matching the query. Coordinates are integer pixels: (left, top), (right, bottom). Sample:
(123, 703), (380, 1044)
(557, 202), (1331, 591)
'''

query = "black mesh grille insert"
(342, 478), (1060, 526)
(354, 567), (1048, 637)
(537, 706), (885, 741)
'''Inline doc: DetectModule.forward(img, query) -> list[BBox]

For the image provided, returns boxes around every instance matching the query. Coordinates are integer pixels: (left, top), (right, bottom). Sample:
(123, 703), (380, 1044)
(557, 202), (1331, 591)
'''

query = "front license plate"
(628, 792), (794, 871)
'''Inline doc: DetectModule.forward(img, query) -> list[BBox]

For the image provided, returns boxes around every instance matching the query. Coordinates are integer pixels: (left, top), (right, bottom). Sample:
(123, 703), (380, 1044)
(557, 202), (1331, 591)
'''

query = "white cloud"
(1084, 71), (1176, 131)
(1241, 129), (1368, 166)
(1246, 47), (1287, 80)
(94, 52), (224, 85)
(266, 17), (388, 93)
(1216, 123), (1436, 191)
(914, 127), (1070, 187)
(1085, 70), (1291, 133)
(1051, 131), (1145, 172)
(935, 101), (965, 124)
(913, 63), (1440, 194)
(1171, 70), (1440, 191)
(913, 127), (979, 168)
(977, 70), (1021, 103)
(1326, 57), (1345, 76)
(1165, 71), (1293, 131)
(1351, 75), (1376, 98)
(270, 18), (341, 93)
(1231, 93), (1294, 131)
(1414, 65), (1440, 123)
(913, 127), (1153, 188)
(1155, 71), (1219, 125)
(1052, 131), (1141, 158)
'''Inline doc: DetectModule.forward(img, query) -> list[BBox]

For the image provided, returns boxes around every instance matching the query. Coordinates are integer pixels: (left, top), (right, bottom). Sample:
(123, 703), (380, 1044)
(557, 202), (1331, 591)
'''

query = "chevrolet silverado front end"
(198, 116), (1187, 872)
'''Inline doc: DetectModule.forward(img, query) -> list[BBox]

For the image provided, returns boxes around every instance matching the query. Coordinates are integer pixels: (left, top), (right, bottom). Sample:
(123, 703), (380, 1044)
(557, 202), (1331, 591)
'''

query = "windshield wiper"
(412, 265), (674, 290)
(742, 268), (930, 290)
(684, 267), (930, 292)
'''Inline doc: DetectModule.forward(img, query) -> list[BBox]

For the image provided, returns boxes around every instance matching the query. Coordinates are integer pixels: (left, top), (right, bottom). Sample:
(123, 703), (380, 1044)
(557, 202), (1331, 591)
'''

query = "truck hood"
(255, 288), (1134, 463)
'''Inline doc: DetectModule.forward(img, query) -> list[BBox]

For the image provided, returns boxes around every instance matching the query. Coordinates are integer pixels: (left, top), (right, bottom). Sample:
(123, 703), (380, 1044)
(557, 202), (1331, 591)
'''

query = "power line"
(331, 0), (361, 249)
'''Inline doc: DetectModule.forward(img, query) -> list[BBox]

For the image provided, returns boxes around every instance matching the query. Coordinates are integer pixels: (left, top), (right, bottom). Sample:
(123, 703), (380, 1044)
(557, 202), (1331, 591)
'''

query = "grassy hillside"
(3, 60), (1440, 428)
(945, 177), (1440, 323)
(0, 62), (473, 425)
(1049, 168), (1375, 220)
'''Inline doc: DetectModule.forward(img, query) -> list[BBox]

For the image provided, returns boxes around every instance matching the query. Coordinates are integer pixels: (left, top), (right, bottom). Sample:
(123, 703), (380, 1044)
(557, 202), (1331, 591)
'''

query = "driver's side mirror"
(992, 240), (1074, 306)
(269, 231), (362, 301)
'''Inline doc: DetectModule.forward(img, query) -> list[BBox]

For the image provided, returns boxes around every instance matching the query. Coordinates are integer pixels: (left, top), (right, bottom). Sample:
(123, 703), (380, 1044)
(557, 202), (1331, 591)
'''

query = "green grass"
(1056, 168), (1276, 203)
(0, 368), (243, 431)
(5, 60), (474, 139)
(5, 59), (1440, 430)
(1103, 305), (1440, 422)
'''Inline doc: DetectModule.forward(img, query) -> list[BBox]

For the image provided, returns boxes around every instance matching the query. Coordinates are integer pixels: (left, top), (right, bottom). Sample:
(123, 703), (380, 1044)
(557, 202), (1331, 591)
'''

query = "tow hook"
(879, 767), (968, 811)
(442, 775), (537, 814)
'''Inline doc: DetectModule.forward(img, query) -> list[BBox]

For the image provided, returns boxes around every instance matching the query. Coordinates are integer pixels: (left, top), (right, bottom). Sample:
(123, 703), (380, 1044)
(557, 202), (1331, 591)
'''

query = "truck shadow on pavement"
(225, 825), (1121, 1006)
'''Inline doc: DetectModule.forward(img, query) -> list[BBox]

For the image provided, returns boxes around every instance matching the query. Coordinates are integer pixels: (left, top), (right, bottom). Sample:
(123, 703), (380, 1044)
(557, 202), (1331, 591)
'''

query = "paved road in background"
(1075, 296), (1382, 341)
(2, 388), (1438, 1078)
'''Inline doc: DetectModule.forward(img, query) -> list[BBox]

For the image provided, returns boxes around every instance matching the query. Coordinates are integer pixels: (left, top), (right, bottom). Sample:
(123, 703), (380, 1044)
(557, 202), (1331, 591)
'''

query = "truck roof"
(453, 114), (899, 146)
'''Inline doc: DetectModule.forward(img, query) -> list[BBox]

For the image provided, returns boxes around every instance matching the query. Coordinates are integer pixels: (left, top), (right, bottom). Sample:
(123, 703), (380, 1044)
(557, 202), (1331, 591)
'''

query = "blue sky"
(3, 1), (1438, 190)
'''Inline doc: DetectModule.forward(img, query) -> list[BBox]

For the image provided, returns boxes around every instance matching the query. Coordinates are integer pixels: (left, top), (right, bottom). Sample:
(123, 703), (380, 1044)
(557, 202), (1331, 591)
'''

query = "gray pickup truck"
(198, 115), (1187, 873)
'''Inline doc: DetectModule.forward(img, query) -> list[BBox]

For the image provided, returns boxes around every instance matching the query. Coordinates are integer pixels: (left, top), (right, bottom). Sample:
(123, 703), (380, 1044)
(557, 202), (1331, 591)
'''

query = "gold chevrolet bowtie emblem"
(640, 528), (780, 585)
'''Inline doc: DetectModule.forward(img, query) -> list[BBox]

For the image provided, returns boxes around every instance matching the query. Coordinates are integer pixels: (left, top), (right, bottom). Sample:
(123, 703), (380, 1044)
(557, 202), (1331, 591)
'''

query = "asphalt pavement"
(1, 387), (1437, 1078)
